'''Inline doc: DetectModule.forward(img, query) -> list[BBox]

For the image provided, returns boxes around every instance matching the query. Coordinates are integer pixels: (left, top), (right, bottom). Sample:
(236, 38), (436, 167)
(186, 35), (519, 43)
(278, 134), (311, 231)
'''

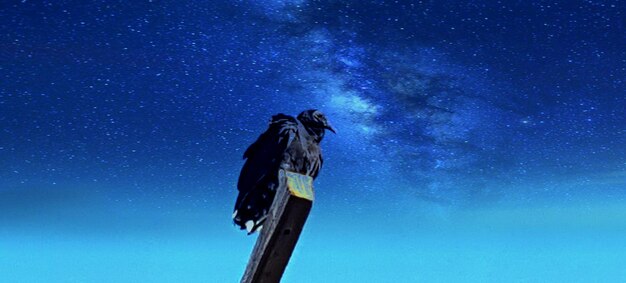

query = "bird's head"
(297, 109), (337, 134)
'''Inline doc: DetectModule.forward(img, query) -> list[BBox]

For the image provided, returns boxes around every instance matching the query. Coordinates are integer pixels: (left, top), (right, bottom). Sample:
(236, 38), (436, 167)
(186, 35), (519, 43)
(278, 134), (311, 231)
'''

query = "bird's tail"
(233, 186), (275, 234)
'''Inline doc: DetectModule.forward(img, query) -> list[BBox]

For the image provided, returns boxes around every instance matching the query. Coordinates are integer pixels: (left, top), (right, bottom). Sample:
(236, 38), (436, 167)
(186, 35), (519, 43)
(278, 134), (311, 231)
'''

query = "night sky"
(1, 1), (625, 282)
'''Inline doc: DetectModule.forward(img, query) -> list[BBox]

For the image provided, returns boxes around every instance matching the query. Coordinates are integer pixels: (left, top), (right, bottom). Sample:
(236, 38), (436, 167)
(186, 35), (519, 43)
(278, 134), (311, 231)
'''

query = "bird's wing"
(235, 114), (298, 208)
(242, 114), (297, 160)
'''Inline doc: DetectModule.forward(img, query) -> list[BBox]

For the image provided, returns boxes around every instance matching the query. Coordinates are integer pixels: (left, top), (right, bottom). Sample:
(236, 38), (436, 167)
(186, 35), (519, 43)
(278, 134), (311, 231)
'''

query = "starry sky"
(1, 1), (625, 282)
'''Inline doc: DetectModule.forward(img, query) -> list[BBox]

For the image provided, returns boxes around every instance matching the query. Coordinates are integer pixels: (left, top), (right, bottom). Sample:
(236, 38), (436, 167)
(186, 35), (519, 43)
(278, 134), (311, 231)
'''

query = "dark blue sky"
(1, 0), (625, 205)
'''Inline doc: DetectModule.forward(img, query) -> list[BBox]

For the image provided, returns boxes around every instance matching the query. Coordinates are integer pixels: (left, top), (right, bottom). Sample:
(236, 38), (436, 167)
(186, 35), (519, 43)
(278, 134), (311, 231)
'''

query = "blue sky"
(1, 0), (625, 282)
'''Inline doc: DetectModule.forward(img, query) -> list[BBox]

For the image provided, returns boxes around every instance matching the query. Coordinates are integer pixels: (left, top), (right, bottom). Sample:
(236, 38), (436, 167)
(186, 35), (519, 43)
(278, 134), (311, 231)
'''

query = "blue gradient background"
(1, 1), (625, 282)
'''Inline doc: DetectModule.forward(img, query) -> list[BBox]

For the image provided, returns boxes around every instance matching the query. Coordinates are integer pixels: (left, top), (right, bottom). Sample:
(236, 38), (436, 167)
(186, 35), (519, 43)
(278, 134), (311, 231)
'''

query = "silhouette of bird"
(233, 110), (336, 234)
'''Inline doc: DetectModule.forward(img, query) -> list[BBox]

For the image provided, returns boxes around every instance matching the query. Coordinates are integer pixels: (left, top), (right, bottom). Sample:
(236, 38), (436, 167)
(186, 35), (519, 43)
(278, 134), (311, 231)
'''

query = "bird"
(233, 109), (336, 234)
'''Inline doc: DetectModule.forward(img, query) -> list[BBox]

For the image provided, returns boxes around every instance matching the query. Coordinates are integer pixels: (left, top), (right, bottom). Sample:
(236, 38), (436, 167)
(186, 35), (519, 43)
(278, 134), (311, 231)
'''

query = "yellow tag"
(285, 171), (314, 201)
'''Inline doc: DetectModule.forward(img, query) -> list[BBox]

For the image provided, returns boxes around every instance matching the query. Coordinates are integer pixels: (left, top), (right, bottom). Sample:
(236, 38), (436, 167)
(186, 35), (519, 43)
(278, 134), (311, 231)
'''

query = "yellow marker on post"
(285, 171), (314, 201)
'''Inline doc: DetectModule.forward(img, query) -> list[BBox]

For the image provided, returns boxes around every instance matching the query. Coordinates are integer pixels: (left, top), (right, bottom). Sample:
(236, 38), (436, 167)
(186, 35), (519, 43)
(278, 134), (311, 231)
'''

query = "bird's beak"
(325, 122), (337, 134)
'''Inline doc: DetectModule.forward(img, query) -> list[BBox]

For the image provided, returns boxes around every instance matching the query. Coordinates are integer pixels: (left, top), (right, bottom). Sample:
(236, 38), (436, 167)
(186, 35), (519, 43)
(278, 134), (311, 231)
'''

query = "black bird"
(233, 110), (336, 234)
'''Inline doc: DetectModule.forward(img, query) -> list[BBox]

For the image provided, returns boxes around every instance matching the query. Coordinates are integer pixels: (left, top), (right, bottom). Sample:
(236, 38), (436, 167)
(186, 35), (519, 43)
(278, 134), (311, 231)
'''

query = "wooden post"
(241, 170), (315, 283)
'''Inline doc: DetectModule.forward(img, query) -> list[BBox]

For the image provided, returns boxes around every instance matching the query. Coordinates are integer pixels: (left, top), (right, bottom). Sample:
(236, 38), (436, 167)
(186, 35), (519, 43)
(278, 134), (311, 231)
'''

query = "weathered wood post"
(241, 170), (315, 283)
